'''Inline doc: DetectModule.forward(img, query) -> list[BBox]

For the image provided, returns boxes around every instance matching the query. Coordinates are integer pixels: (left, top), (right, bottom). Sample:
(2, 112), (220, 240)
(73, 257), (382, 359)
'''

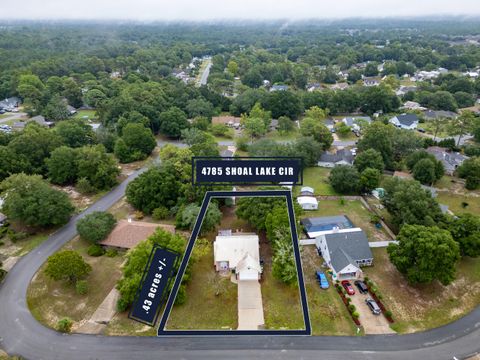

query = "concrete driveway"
(237, 280), (265, 330)
(348, 292), (395, 334)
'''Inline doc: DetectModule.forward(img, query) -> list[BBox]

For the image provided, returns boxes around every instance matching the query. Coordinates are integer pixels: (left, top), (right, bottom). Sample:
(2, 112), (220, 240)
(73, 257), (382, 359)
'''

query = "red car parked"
(341, 280), (355, 295)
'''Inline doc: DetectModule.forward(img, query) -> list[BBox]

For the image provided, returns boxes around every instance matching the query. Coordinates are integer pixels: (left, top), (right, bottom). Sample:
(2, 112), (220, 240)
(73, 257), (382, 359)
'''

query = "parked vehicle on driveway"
(365, 297), (381, 315)
(315, 271), (329, 289)
(354, 280), (368, 294)
(341, 280), (355, 295)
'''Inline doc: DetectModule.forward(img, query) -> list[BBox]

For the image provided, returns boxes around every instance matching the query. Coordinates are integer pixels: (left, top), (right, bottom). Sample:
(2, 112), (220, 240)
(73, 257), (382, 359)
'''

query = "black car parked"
(354, 280), (368, 294)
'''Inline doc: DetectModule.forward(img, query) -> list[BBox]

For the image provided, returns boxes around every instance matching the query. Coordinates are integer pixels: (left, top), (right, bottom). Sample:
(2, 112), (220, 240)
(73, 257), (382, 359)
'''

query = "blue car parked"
(315, 271), (329, 289)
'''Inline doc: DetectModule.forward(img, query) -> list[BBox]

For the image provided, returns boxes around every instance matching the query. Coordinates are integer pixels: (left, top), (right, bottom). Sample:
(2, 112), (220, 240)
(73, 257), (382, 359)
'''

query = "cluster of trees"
(125, 144), (214, 220)
(236, 194), (302, 285)
(116, 228), (190, 311)
(457, 156), (480, 190)
(0, 173), (74, 227)
(47, 144), (119, 191)
(383, 177), (480, 286)
(405, 150), (444, 185)
(247, 137), (323, 167)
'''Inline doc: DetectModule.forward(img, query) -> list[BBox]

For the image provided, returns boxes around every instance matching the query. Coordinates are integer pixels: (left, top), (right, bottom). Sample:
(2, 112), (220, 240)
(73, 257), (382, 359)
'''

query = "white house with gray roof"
(389, 113), (419, 130)
(315, 229), (373, 280)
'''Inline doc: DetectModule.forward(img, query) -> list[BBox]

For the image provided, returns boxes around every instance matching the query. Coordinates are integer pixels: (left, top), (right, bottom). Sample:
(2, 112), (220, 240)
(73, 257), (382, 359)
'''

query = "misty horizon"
(2, 0), (480, 21)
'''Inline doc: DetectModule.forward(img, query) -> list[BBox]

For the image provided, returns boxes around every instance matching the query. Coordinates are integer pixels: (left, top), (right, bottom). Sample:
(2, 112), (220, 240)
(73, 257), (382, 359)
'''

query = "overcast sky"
(4, 0), (480, 21)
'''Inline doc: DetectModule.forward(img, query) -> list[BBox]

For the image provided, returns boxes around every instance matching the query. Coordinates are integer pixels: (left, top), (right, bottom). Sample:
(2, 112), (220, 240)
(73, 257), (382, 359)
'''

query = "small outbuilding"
(297, 196), (318, 210)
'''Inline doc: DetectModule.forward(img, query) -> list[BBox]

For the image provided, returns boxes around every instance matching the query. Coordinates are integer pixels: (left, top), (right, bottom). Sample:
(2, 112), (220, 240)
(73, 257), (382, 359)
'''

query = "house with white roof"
(214, 233), (262, 281)
(297, 196), (318, 210)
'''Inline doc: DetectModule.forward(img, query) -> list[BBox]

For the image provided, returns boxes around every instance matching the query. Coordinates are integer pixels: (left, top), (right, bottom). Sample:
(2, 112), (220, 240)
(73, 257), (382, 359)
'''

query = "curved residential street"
(0, 166), (480, 359)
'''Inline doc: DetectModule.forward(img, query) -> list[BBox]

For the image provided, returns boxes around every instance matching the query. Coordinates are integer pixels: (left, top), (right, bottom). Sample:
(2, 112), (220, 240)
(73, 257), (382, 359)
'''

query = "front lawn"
(364, 248), (480, 333)
(166, 241), (238, 330)
(298, 167), (337, 196)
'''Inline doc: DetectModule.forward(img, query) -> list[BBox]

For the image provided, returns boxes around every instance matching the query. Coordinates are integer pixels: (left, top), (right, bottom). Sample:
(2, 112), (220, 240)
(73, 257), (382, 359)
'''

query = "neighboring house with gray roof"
(389, 113), (419, 130)
(315, 229), (373, 280)
(301, 215), (354, 238)
(342, 116), (372, 132)
(318, 149), (355, 168)
(0, 97), (20, 110)
(423, 110), (458, 120)
(426, 146), (469, 175)
(270, 84), (288, 92)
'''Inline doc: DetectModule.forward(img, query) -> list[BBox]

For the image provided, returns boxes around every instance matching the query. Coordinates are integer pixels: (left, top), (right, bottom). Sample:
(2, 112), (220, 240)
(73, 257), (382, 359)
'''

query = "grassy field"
(364, 248), (480, 333)
(0, 113), (10, 119)
(265, 129), (299, 141)
(72, 109), (97, 121)
(298, 167), (337, 196)
(27, 235), (124, 331)
(166, 241), (238, 330)
(436, 192), (480, 215)
(301, 199), (391, 241)
(301, 246), (358, 335)
(420, 120), (451, 138)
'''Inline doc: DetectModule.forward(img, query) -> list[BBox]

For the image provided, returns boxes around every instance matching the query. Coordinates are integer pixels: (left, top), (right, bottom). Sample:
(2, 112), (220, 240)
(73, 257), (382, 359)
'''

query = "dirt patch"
(364, 248), (480, 333)
(54, 185), (94, 210)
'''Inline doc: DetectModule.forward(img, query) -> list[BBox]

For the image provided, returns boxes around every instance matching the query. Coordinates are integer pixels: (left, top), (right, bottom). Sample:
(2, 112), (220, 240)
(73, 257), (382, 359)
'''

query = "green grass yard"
(436, 192), (480, 215)
(72, 109), (97, 121)
(166, 241), (238, 330)
(298, 167), (337, 196)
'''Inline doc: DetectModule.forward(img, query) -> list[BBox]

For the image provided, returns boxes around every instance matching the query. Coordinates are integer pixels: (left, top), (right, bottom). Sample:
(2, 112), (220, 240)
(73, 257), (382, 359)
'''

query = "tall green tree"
(45, 250), (92, 284)
(387, 225), (460, 285)
(0, 173), (74, 227)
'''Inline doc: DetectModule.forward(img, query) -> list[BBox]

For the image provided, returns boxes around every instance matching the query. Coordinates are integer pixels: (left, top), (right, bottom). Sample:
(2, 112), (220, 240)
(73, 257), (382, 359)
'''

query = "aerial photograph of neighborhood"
(0, 0), (480, 359)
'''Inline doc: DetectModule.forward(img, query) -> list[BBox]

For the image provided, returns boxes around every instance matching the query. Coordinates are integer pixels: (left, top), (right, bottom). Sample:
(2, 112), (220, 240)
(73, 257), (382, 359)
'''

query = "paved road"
(1, 158), (480, 359)
(333, 139), (357, 147)
(198, 59), (212, 86)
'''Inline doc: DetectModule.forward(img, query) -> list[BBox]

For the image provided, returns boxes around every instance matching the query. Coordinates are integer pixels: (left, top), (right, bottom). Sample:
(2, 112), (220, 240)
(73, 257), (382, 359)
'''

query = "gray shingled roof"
(319, 149), (355, 164)
(324, 230), (373, 273)
(395, 114), (419, 126)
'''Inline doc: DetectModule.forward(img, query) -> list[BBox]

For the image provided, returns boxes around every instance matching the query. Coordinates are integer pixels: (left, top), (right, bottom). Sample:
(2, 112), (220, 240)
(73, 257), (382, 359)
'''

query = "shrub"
(152, 207), (169, 220)
(76, 177), (95, 194)
(0, 268), (7, 282)
(87, 244), (105, 257)
(134, 210), (144, 220)
(346, 297), (352, 304)
(348, 304), (356, 312)
(76, 280), (89, 295)
(105, 248), (118, 257)
(8, 231), (28, 242)
(461, 202), (469, 208)
(385, 310), (393, 318)
(77, 211), (116, 244)
(352, 311), (360, 319)
(57, 318), (73, 333)
(363, 276), (369, 282)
